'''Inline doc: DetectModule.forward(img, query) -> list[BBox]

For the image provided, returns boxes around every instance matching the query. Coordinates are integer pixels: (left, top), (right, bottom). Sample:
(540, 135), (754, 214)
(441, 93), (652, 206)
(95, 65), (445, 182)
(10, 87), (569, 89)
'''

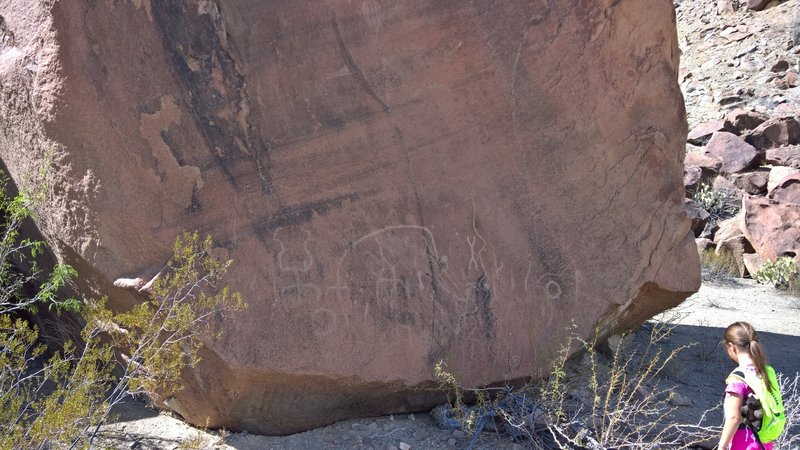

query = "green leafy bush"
(692, 183), (740, 228)
(754, 256), (799, 288)
(0, 177), (245, 449)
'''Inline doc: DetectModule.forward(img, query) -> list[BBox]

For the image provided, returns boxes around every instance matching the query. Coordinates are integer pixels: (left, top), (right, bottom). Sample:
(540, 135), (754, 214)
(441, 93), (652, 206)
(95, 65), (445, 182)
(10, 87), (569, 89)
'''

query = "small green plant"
(754, 256), (799, 288)
(692, 183), (740, 228)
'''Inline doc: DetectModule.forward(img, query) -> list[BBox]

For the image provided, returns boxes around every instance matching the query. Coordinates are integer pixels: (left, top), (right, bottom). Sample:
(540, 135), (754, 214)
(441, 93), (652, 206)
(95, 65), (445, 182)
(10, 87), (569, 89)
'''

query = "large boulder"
(687, 120), (737, 145)
(741, 196), (800, 261)
(684, 151), (722, 193)
(705, 132), (760, 174)
(0, 0), (698, 434)
(726, 108), (768, 134)
(744, 116), (800, 151)
(768, 166), (800, 193)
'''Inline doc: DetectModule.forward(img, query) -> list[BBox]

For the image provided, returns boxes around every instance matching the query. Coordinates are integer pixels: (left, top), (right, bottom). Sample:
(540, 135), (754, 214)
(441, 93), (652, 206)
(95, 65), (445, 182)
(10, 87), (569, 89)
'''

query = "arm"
(718, 393), (742, 450)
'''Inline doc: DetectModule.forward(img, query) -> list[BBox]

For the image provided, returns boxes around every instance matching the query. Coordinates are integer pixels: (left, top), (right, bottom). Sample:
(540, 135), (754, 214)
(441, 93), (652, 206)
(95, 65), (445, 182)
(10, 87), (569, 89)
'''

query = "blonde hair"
(724, 321), (775, 393)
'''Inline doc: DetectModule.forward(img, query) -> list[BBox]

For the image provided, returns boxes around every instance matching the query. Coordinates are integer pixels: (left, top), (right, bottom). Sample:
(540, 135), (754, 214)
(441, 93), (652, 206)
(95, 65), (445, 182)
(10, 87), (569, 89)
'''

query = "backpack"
(726, 365), (786, 444)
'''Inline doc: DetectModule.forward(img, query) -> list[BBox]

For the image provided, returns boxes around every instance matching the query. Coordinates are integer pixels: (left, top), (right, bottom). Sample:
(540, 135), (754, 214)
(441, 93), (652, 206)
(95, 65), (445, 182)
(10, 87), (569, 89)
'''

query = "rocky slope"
(679, 0), (800, 278)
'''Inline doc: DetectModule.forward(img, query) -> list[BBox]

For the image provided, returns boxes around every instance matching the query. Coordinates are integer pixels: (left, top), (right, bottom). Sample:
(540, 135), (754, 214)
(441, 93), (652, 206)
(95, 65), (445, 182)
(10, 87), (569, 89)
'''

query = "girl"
(718, 321), (775, 450)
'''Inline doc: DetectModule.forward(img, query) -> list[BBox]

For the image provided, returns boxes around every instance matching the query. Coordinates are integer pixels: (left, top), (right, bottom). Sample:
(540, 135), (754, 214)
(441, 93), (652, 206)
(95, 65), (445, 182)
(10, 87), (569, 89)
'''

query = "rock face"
(705, 131), (759, 174)
(0, 0), (697, 434)
(766, 146), (800, 169)
(744, 116), (800, 151)
(742, 196), (800, 261)
(769, 173), (800, 204)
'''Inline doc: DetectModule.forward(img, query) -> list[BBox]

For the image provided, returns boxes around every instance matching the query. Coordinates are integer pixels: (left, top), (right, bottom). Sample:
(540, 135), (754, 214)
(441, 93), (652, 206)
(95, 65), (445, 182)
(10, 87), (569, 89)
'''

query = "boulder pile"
(686, 111), (800, 275)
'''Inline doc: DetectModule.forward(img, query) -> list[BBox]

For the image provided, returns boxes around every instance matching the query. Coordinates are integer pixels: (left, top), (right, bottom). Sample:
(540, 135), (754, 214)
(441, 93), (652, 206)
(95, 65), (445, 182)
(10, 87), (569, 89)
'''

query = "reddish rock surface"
(769, 173), (800, 204)
(685, 166), (703, 191)
(768, 166), (800, 192)
(748, 0), (772, 11)
(726, 108), (768, 133)
(742, 253), (764, 276)
(0, 0), (698, 434)
(732, 170), (769, 195)
(687, 120), (737, 145)
(765, 146), (800, 168)
(744, 116), (800, 150)
(741, 196), (800, 261)
(705, 131), (759, 173)
(685, 152), (724, 173)
(684, 152), (723, 191)
(714, 215), (752, 277)
(685, 200), (710, 237)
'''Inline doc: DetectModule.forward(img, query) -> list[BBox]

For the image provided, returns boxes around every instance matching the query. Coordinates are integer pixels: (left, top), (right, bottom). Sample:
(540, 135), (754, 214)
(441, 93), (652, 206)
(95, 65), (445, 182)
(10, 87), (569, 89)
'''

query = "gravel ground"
(95, 279), (800, 449)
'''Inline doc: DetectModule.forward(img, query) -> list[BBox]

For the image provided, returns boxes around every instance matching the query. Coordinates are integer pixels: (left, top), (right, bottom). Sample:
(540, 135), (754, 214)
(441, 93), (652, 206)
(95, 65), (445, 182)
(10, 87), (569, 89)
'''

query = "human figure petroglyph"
(270, 227), (322, 310)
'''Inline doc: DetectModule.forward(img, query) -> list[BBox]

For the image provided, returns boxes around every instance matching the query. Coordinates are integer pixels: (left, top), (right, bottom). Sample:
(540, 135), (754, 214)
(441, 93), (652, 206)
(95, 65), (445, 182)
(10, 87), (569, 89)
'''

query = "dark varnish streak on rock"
(150, 0), (273, 193)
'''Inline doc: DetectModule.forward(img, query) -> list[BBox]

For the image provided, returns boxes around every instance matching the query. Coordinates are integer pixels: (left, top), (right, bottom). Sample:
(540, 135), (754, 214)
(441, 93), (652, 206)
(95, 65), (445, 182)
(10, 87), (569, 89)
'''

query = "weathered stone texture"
(0, 0), (698, 434)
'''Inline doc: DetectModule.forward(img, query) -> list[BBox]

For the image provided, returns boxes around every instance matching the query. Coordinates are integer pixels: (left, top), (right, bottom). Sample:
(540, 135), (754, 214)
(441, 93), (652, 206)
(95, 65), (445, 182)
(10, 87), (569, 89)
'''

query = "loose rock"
(726, 108), (769, 133)
(768, 173), (800, 204)
(765, 146), (800, 168)
(668, 390), (693, 406)
(771, 60), (790, 73)
(744, 116), (800, 150)
(705, 132), (760, 173)
(732, 170), (769, 195)
(747, 0), (772, 11)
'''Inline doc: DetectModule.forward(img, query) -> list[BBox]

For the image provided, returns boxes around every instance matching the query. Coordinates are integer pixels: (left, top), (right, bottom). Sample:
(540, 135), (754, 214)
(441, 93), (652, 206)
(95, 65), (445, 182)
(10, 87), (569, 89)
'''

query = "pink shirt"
(725, 364), (774, 450)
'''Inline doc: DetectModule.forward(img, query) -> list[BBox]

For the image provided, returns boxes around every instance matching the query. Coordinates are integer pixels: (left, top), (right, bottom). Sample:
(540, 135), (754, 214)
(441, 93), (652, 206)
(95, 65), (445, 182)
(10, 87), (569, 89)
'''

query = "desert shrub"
(699, 249), (740, 281)
(776, 372), (800, 449)
(754, 256), (799, 288)
(434, 327), (711, 449)
(692, 183), (740, 229)
(0, 178), (245, 449)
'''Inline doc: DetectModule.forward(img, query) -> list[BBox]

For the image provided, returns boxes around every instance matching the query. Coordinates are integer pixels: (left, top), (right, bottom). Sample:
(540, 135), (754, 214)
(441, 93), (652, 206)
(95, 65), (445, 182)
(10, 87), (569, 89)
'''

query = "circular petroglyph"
(544, 279), (562, 301)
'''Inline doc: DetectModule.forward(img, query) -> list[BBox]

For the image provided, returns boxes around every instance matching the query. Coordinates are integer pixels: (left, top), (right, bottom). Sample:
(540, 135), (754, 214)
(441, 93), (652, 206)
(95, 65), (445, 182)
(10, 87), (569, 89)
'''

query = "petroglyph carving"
(271, 227), (321, 309)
